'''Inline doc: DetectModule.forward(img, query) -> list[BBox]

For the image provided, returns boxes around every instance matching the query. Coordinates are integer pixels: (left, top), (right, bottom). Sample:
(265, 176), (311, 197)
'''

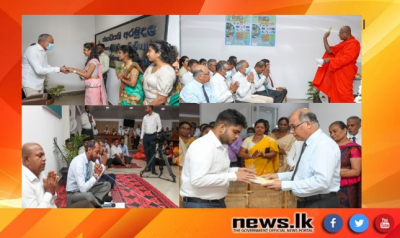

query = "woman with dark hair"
(179, 56), (189, 80)
(68, 42), (107, 105)
(143, 40), (178, 105)
(175, 121), (194, 166)
(116, 45), (144, 105)
(239, 119), (279, 175)
(270, 117), (296, 172)
(200, 125), (213, 137)
(329, 121), (361, 208)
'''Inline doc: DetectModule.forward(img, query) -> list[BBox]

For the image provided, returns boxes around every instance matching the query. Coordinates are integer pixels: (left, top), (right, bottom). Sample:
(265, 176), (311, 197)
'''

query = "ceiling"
(179, 103), (200, 116)
(78, 106), (179, 120)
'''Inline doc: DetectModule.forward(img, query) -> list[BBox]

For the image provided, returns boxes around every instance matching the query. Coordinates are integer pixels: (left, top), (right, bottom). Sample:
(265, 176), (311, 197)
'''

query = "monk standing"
(313, 26), (360, 103)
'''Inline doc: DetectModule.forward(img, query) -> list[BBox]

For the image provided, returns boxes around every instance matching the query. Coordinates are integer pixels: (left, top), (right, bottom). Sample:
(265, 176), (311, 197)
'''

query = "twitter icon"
(349, 214), (369, 233)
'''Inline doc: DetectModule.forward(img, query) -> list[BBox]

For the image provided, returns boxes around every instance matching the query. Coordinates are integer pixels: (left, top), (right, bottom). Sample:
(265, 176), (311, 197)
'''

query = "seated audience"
(210, 60), (239, 103)
(180, 65), (217, 103)
(181, 59), (199, 86)
(207, 59), (217, 76)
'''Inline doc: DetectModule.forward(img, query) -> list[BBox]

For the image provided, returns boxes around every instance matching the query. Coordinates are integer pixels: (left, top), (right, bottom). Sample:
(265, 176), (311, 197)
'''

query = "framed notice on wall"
(95, 15), (169, 68)
(225, 15), (276, 47)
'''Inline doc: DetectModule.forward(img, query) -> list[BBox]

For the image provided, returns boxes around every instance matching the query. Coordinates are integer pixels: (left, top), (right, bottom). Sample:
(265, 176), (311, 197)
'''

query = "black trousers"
(103, 72), (108, 92)
(297, 192), (340, 208)
(255, 89), (287, 103)
(143, 133), (157, 172)
(134, 135), (140, 149)
(81, 129), (93, 139)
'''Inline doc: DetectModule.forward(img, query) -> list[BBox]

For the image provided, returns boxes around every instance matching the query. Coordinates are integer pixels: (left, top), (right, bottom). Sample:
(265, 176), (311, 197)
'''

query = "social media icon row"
(323, 214), (394, 234)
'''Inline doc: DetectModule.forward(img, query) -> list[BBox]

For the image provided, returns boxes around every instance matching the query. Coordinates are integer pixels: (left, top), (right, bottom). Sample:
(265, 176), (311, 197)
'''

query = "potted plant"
(44, 76), (66, 105)
(53, 133), (89, 184)
(306, 81), (326, 103)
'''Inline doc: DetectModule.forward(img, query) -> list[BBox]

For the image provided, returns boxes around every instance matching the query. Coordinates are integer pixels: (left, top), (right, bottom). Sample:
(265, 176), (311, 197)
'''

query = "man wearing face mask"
(180, 109), (256, 208)
(66, 140), (112, 207)
(232, 60), (273, 103)
(210, 60), (240, 103)
(22, 34), (69, 97)
(246, 127), (255, 138)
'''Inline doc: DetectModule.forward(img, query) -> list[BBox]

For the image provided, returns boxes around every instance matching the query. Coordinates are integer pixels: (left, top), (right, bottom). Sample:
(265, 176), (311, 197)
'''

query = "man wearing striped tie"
(66, 140), (112, 207)
(261, 108), (341, 208)
(347, 116), (362, 145)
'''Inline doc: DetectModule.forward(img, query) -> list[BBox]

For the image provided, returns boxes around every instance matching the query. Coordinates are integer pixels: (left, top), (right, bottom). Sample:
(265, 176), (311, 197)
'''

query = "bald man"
(262, 109), (341, 208)
(22, 143), (93, 208)
(180, 65), (217, 103)
(313, 26), (361, 103)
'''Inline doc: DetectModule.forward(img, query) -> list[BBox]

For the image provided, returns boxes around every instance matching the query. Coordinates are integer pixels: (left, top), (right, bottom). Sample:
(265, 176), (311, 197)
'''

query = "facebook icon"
(323, 214), (343, 233)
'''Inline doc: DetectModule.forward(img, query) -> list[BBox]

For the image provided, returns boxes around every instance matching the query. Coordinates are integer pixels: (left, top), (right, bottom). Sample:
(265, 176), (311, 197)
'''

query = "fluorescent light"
(130, 107), (133, 109)
(106, 107), (109, 109)
(161, 108), (165, 110)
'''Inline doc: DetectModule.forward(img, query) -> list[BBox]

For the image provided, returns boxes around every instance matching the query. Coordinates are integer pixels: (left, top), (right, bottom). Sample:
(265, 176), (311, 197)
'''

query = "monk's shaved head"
(341, 26), (351, 34)
(339, 26), (352, 41)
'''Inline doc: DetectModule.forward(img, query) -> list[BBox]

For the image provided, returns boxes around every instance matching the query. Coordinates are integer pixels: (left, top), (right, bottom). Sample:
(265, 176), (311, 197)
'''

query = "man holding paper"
(262, 108), (341, 208)
(313, 26), (360, 103)
(180, 109), (256, 208)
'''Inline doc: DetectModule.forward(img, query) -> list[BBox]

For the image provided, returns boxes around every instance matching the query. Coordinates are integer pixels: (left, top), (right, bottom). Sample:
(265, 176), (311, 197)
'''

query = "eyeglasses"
(289, 121), (307, 131)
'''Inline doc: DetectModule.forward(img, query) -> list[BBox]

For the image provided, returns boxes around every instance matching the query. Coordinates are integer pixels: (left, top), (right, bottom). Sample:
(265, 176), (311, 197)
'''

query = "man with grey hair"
(347, 116), (361, 145)
(180, 65), (217, 103)
(210, 60), (239, 103)
(262, 108), (341, 208)
(207, 59), (217, 77)
(22, 34), (69, 97)
(232, 60), (273, 103)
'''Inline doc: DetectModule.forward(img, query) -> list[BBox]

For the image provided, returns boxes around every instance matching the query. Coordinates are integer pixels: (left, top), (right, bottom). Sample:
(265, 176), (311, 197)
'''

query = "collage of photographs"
(21, 15), (361, 209)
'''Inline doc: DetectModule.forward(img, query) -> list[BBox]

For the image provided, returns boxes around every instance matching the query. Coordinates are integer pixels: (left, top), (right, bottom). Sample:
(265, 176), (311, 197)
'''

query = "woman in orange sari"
(270, 117), (296, 172)
(68, 42), (107, 105)
(239, 119), (279, 176)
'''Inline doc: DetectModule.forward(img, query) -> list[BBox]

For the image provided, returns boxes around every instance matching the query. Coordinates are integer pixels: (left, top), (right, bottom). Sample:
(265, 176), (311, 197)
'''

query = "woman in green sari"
(116, 45), (144, 105)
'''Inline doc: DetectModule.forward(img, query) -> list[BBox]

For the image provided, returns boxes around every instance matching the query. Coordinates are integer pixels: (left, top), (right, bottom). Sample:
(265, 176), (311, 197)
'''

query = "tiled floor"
(53, 92), (85, 105)
(105, 158), (179, 207)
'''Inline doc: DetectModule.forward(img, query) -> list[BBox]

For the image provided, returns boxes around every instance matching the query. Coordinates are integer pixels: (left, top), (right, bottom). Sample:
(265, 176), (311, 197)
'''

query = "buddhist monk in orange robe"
(313, 26), (360, 103)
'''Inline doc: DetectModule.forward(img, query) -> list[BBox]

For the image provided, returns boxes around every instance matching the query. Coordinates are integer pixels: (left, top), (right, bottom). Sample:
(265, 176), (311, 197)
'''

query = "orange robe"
(313, 36), (360, 103)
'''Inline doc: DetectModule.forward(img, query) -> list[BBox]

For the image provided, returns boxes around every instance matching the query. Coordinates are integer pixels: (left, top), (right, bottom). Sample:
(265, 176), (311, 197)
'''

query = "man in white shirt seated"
(96, 138), (116, 189)
(22, 143), (93, 208)
(181, 59), (199, 87)
(262, 108), (341, 208)
(66, 140), (112, 207)
(347, 116), (361, 145)
(232, 60), (273, 103)
(180, 109), (257, 208)
(22, 34), (69, 97)
(78, 138), (90, 155)
(256, 59), (287, 103)
(119, 138), (132, 164)
(104, 138), (111, 158)
(107, 138), (129, 167)
(93, 126), (99, 136)
(207, 59), (217, 77)
(180, 65), (217, 103)
(210, 60), (240, 103)
(104, 126), (110, 135)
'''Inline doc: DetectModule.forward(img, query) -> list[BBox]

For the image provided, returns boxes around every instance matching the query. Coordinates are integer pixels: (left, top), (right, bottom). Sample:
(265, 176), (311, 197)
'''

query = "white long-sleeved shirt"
(70, 117), (77, 134)
(251, 68), (268, 92)
(81, 112), (96, 130)
(232, 71), (255, 101)
(22, 44), (60, 90)
(66, 153), (100, 193)
(181, 71), (194, 87)
(22, 166), (57, 208)
(98, 52), (110, 74)
(286, 140), (304, 169)
(210, 73), (234, 103)
(140, 112), (162, 139)
(180, 131), (239, 200)
(277, 129), (341, 197)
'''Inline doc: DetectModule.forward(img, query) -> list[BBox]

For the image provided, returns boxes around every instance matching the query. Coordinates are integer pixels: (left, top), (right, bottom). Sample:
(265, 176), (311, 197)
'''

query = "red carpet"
(55, 174), (177, 208)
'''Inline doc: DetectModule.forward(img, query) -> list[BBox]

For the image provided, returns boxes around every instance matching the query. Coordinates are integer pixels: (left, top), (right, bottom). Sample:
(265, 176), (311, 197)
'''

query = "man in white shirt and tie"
(347, 116), (362, 145)
(180, 109), (257, 208)
(210, 60), (239, 103)
(140, 106), (162, 175)
(262, 108), (341, 208)
(22, 143), (93, 208)
(97, 44), (110, 92)
(81, 106), (96, 139)
(180, 65), (217, 103)
(66, 140), (112, 207)
(181, 59), (199, 87)
(232, 60), (273, 103)
(22, 34), (69, 97)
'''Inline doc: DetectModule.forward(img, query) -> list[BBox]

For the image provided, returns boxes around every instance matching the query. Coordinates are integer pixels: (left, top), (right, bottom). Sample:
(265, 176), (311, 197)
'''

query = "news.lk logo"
(374, 214), (394, 233)
(349, 214), (369, 233)
(232, 213), (314, 233)
(323, 214), (343, 233)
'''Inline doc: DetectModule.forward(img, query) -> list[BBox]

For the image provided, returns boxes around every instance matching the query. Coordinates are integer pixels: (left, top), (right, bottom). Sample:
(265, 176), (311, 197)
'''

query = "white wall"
(22, 106), (65, 174)
(181, 15), (361, 99)
(22, 16), (96, 93)
(95, 15), (180, 105)
(310, 103), (361, 135)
